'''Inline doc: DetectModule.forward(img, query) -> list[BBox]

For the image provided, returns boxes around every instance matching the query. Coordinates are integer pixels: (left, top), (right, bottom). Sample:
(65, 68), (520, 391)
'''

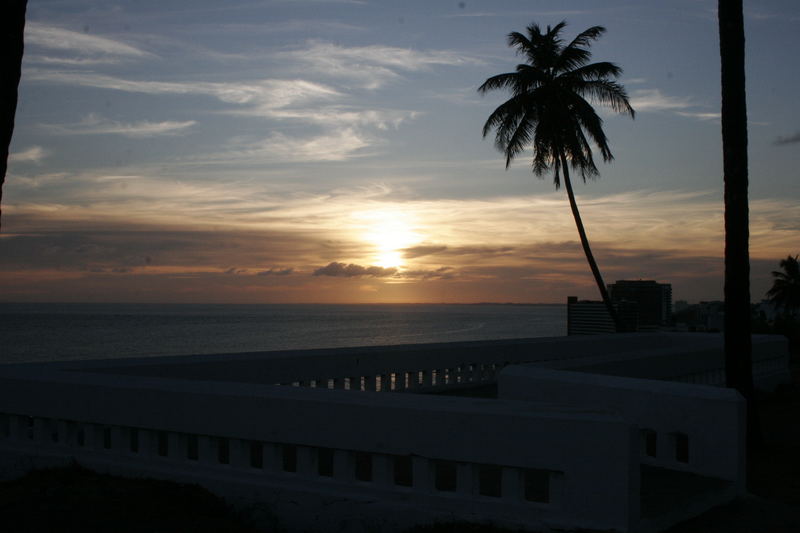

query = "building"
(567, 297), (639, 335)
(608, 280), (672, 330)
(567, 297), (616, 335)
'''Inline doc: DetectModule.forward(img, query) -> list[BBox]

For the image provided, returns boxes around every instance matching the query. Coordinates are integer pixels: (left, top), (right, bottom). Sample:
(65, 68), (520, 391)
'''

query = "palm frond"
(502, 111), (535, 168)
(567, 61), (623, 81)
(478, 72), (519, 94)
(481, 93), (528, 138)
(565, 25), (606, 49)
(507, 31), (534, 58)
(572, 79), (635, 117)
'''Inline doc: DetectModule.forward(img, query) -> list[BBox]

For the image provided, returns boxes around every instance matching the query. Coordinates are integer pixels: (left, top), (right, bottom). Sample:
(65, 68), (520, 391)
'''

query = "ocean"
(0, 303), (566, 364)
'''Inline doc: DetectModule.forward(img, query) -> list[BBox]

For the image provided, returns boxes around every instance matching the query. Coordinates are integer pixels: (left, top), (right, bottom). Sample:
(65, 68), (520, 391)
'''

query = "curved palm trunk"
(560, 154), (622, 332)
(1, 0), (27, 233)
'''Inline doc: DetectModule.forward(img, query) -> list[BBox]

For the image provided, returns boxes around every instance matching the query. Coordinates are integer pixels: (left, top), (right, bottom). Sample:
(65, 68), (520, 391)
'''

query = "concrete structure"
(0, 333), (791, 533)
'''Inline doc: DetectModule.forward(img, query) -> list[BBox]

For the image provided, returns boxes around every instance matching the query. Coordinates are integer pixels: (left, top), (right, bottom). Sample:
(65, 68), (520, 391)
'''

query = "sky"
(2, 0), (799, 304)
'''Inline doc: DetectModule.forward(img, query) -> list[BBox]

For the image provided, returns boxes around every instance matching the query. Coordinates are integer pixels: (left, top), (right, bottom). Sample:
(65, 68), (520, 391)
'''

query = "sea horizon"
(0, 302), (567, 364)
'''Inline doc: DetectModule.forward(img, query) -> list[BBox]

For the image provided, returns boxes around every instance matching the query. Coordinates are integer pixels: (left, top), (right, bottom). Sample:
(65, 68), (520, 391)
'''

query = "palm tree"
(1, 0), (27, 233)
(766, 255), (800, 318)
(479, 21), (634, 332)
(719, 0), (760, 459)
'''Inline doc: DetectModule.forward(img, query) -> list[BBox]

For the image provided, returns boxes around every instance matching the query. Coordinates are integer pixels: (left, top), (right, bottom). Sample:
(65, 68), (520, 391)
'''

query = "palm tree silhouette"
(766, 255), (800, 318)
(479, 21), (634, 331)
(0, 0), (27, 233)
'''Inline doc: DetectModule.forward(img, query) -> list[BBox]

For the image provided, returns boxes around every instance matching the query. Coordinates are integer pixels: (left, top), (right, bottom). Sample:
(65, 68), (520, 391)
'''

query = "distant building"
(567, 297), (615, 335)
(567, 279), (672, 335)
(608, 280), (672, 330)
(566, 297), (638, 335)
(673, 300), (725, 332)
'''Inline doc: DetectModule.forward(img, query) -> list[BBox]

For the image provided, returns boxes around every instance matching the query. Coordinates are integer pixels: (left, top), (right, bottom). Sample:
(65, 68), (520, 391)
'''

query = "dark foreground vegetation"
(3, 347), (799, 533)
(0, 466), (260, 533)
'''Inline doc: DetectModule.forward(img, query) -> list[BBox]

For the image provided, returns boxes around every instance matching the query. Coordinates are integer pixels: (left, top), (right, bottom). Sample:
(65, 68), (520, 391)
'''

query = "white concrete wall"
(0, 332), (787, 532)
(0, 363), (639, 533)
(499, 366), (746, 493)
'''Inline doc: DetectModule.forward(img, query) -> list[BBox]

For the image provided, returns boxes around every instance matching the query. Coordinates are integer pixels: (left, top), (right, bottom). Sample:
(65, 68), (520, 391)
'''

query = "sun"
(359, 211), (420, 269)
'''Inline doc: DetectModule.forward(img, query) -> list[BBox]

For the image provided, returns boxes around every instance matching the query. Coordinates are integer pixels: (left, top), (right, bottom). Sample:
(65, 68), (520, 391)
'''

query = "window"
(524, 468), (550, 503)
(157, 431), (168, 457)
(674, 433), (689, 463)
(103, 427), (112, 449)
(318, 448), (334, 477)
(393, 455), (413, 487)
(217, 437), (230, 464)
(354, 452), (372, 482)
(434, 460), (456, 492)
(250, 441), (263, 469)
(282, 444), (297, 472)
(641, 429), (657, 458)
(129, 428), (139, 453)
(478, 464), (502, 497)
(186, 435), (198, 461)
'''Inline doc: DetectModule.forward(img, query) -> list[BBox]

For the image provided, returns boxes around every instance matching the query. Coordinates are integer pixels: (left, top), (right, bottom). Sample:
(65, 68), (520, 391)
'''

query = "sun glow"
(359, 210), (421, 269)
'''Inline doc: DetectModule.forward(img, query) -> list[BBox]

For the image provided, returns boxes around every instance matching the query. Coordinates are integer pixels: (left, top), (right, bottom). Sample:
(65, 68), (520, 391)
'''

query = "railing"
(68, 333), (790, 395)
(0, 333), (790, 532)
(0, 371), (637, 533)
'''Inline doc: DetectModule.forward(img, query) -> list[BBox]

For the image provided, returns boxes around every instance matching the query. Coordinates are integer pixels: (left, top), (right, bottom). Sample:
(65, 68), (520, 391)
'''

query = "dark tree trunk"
(0, 0), (27, 233)
(719, 0), (760, 457)
(560, 153), (622, 332)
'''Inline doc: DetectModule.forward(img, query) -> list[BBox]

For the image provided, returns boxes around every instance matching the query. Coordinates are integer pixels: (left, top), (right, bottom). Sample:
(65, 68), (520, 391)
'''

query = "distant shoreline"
(0, 301), (567, 308)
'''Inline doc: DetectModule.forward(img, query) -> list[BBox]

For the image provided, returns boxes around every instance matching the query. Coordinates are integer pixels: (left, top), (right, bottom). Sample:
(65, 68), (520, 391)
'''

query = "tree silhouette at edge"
(1, 0), (27, 233)
(718, 0), (760, 464)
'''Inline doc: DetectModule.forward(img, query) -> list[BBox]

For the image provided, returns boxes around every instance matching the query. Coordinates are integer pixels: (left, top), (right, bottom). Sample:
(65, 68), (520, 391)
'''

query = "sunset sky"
(2, 0), (799, 304)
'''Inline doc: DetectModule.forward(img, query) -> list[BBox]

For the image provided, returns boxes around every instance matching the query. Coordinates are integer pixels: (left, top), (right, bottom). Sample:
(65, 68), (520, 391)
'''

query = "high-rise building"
(607, 280), (672, 330)
(566, 297), (639, 335)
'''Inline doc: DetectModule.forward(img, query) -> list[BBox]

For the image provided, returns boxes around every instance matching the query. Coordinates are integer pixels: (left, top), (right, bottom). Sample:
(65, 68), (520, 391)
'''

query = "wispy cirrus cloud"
(9, 146), (48, 164)
(629, 88), (693, 112)
(210, 128), (373, 163)
(629, 88), (719, 122)
(25, 23), (153, 64)
(25, 70), (341, 108)
(44, 113), (196, 138)
(281, 41), (483, 89)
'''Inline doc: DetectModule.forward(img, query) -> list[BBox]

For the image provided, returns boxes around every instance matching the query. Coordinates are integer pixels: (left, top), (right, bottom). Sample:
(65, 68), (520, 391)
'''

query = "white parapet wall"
(498, 366), (748, 532)
(499, 366), (746, 485)
(0, 333), (791, 532)
(0, 362), (639, 533)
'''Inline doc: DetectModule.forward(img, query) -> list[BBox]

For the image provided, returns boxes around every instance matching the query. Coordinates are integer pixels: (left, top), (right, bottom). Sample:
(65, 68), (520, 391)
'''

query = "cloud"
(403, 245), (448, 259)
(25, 23), (152, 64)
(774, 131), (800, 146)
(674, 111), (720, 121)
(313, 262), (397, 277)
(44, 113), (196, 138)
(281, 41), (482, 89)
(266, 107), (419, 129)
(629, 89), (693, 112)
(9, 146), (48, 164)
(629, 88), (722, 122)
(25, 70), (341, 111)
(397, 266), (456, 280)
(257, 267), (294, 276)
(232, 129), (372, 162)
